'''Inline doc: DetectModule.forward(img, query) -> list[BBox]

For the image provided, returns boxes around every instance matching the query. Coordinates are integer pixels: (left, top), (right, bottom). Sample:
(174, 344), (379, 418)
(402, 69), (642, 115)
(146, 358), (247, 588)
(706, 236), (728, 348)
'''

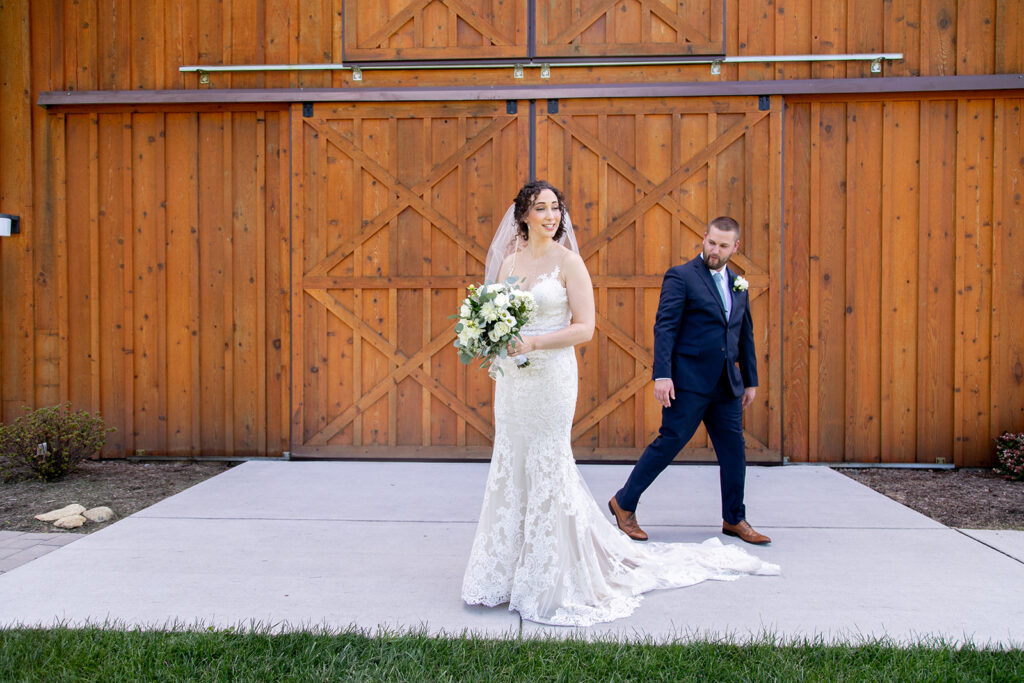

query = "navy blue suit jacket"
(651, 256), (757, 397)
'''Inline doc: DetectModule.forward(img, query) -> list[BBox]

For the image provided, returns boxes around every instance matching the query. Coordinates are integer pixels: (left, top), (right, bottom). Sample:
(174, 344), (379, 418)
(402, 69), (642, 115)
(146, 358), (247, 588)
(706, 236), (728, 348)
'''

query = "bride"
(460, 181), (779, 626)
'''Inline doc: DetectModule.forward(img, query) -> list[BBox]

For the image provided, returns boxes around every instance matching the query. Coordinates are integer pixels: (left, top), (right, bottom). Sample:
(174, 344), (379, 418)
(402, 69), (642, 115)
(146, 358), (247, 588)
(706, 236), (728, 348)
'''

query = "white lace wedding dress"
(461, 268), (780, 627)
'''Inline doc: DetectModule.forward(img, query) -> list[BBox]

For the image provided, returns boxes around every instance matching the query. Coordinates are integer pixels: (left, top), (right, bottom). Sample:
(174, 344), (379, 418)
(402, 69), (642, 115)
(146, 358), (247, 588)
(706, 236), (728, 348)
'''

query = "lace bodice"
(523, 267), (571, 335)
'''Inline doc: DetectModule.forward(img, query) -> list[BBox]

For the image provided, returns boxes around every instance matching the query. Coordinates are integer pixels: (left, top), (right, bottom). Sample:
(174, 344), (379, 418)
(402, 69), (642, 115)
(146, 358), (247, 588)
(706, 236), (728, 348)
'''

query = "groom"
(609, 216), (770, 545)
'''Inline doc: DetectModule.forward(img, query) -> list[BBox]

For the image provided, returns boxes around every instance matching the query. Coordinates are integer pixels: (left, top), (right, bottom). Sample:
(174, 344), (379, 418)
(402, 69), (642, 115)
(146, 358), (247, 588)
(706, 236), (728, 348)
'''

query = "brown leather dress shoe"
(608, 496), (648, 541)
(722, 520), (771, 545)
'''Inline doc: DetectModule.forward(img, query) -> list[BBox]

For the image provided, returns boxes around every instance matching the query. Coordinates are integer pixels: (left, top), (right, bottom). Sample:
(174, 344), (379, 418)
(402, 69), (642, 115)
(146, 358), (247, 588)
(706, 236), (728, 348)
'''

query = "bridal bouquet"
(452, 280), (536, 374)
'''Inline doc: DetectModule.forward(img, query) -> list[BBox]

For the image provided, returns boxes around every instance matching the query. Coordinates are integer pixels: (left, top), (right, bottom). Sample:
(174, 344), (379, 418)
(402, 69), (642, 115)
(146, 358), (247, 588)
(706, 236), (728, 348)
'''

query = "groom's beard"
(704, 250), (732, 270)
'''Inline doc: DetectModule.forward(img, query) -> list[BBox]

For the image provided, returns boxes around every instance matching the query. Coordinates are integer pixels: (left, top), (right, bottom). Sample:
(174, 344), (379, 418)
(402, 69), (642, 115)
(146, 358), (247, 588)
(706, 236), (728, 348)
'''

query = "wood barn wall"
(0, 0), (1021, 466)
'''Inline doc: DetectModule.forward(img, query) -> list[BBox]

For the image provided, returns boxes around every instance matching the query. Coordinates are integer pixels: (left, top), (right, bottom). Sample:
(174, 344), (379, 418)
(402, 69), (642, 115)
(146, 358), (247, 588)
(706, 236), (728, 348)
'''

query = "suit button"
(720, 347), (725, 352)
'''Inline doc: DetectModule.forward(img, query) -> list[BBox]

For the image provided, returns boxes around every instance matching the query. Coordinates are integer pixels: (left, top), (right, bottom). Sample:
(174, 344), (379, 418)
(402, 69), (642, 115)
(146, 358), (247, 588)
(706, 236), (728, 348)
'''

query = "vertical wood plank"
(198, 111), (226, 454)
(89, 116), (102, 410)
(222, 112), (235, 454)
(165, 112), (199, 454)
(131, 113), (167, 454)
(290, 105), (306, 452)
(29, 0), (61, 409)
(121, 112), (135, 454)
(767, 96), (783, 453)
(736, 0), (775, 81)
(956, 0), (996, 75)
(818, 101), (849, 461)
(94, 115), (124, 453)
(73, 0), (99, 90)
(264, 0), (292, 88)
(846, 0), (883, 78)
(778, 101), (811, 464)
(255, 111), (268, 453)
(991, 97), (1024, 438)
(0, 0), (33, 420)
(101, 0), (132, 90)
(812, 0), (846, 78)
(807, 101), (822, 460)
(956, 99), (995, 466)
(131, 0), (163, 89)
(919, 0), (956, 76)
(916, 99), (956, 462)
(165, 0), (198, 90)
(773, 0), (811, 80)
(196, 0), (224, 83)
(65, 113), (92, 409)
(229, 0), (265, 89)
(880, 100), (920, 462)
(231, 112), (260, 453)
(995, 0), (1024, 74)
(271, 109), (292, 452)
(845, 101), (882, 461)
(885, 0), (921, 76)
(53, 110), (70, 405)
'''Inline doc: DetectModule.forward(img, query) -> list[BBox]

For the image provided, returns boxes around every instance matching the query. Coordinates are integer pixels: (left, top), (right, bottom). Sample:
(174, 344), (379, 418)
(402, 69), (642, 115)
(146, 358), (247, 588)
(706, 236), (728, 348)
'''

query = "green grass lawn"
(1, 626), (1021, 681)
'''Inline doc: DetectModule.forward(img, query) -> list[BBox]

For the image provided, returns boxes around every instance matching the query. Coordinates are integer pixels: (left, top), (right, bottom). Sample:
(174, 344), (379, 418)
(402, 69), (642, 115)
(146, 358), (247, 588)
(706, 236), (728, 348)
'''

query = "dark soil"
(0, 460), (230, 533)
(2, 460), (1022, 534)
(840, 467), (1024, 530)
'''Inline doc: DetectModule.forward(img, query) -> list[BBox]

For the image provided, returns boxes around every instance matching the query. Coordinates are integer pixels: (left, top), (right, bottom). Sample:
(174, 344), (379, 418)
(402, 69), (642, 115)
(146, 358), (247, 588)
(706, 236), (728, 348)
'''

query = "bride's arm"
(519, 252), (595, 352)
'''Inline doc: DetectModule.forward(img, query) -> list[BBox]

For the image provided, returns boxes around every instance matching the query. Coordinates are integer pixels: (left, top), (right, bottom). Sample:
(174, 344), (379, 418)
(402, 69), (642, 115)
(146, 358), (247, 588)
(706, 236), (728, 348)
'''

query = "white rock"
(83, 506), (114, 523)
(35, 504), (86, 522)
(53, 514), (86, 529)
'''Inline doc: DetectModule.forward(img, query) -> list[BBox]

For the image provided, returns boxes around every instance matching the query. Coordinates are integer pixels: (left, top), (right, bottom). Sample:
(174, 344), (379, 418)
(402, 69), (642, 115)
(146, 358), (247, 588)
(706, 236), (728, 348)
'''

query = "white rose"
(494, 292), (510, 309)
(493, 320), (511, 337)
(480, 301), (499, 322)
(488, 327), (503, 343)
(460, 303), (471, 318)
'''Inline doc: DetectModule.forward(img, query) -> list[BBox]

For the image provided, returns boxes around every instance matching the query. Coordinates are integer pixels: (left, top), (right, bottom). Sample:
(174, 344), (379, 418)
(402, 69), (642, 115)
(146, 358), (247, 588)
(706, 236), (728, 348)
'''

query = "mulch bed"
(0, 460), (230, 533)
(840, 467), (1024, 530)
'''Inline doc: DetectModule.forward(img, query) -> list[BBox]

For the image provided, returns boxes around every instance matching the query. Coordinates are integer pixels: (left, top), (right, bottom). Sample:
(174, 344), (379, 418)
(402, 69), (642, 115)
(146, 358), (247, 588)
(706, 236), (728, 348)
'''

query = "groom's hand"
(741, 386), (757, 410)
(653, 379), (675, 407)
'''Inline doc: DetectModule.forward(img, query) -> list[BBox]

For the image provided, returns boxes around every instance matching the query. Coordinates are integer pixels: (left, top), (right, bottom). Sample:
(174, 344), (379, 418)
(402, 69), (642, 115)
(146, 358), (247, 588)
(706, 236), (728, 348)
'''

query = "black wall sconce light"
(0, 213), (20, 236)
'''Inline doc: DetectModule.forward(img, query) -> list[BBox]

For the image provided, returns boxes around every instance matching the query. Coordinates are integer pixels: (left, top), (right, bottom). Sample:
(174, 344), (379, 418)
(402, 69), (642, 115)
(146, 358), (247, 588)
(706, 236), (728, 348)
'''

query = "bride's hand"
(509, 337), (534, 356)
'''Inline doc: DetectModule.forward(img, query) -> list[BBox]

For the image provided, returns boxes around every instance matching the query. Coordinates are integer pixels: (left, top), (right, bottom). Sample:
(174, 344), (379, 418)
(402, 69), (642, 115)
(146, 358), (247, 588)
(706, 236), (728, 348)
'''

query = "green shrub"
(993, 431), (1024, 481)
(0, 403), (114, 482)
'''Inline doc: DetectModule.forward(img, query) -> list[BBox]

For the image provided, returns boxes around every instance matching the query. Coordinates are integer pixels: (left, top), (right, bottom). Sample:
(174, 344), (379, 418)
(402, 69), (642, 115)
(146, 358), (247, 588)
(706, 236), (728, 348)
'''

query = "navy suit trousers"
(615, 369), (747, 525)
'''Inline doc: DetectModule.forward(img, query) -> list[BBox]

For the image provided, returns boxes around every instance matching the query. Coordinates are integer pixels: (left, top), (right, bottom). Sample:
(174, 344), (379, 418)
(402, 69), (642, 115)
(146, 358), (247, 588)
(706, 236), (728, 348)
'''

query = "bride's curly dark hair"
(513, 180), (568, 243)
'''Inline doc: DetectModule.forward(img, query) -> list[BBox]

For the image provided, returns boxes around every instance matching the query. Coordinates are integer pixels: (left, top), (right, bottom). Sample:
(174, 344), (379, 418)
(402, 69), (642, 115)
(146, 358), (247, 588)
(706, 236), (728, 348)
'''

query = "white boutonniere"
(732, 275), (749, 292)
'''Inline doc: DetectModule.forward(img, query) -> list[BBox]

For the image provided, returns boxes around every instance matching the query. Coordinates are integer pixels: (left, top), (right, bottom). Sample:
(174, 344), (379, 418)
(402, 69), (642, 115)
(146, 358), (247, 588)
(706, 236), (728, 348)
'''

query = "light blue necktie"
(712, 271), (730, 318)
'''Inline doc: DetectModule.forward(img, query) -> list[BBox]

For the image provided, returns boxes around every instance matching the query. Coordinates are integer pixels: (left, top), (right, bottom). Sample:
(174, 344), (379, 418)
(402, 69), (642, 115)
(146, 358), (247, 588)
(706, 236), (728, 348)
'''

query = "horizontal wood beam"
(38, 75), (1024, 107)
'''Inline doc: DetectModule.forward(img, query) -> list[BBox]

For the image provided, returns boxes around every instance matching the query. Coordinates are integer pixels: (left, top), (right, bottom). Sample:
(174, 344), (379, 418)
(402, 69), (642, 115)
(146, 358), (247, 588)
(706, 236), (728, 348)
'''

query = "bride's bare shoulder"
(559, 247), (586, 272)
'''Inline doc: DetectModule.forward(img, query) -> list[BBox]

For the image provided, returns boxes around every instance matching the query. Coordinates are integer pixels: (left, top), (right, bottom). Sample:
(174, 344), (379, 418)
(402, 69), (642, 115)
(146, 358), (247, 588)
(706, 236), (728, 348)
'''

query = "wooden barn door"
(536, 96), (782, 462)
(290, 96), (781, 461)
(290, 101), (526, 457)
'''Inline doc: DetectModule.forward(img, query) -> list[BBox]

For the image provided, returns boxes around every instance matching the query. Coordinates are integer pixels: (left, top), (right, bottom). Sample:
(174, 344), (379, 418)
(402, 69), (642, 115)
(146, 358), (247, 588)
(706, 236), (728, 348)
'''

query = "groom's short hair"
(708, 216), (740, 237)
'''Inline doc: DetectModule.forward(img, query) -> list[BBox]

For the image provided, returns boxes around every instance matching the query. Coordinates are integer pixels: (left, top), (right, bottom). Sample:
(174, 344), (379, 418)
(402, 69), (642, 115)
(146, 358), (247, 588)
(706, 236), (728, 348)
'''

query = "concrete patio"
(0, 461), (1021, 646)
